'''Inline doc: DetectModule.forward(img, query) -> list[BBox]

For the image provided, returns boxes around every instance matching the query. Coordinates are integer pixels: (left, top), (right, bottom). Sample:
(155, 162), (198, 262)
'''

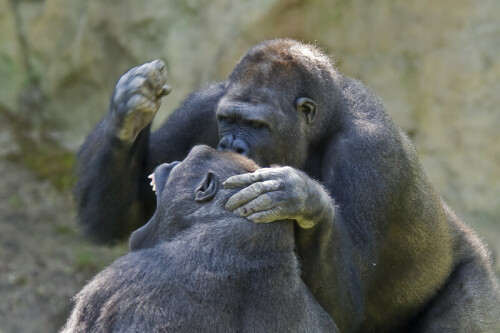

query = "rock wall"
(1, 0), (499, 267)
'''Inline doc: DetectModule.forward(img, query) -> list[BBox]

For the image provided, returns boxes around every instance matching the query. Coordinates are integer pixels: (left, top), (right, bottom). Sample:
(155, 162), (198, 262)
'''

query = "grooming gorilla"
(63, 146), (337, 332)
(75, 39), (500, 331)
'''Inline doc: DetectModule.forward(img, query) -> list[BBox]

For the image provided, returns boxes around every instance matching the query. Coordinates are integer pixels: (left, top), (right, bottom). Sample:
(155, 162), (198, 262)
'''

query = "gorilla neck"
(172, 213), (297, 270)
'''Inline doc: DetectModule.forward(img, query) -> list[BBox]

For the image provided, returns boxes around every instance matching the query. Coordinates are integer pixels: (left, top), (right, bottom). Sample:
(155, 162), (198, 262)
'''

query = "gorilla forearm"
(75, 79), (224, 243)
(300, 175), (335, 228)
(223, 165), (365, 331)
(74, 60), (171, 243)
(296, 212), (363, 333)
(74, 118), (155, 243)
(324, 126), (457, 330)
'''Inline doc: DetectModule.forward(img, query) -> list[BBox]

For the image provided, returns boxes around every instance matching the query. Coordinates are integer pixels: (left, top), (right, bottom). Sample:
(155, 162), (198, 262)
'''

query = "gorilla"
(63, 146), (337, 332)
(75, 39), (500, 331)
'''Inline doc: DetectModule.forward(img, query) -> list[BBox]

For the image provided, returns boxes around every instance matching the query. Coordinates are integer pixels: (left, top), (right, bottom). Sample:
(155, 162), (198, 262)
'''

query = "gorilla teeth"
(148, 173), (156, 192)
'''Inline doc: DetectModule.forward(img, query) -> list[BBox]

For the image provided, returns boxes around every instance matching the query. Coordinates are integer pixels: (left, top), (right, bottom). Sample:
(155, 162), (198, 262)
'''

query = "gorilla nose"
(231, 138), (250, 156)
(217, 134), (234, 151)
(217, 135), (250, 157)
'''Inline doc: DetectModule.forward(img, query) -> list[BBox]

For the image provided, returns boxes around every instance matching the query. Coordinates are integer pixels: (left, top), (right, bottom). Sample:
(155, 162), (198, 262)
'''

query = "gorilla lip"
(149, 161), (181, 195)
(148, 173), (156, 192)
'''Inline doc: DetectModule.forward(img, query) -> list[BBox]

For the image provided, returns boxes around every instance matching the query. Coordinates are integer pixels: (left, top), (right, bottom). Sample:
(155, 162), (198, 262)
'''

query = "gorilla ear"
(294, 97), (317, 124)
(195, 172), (219, 203)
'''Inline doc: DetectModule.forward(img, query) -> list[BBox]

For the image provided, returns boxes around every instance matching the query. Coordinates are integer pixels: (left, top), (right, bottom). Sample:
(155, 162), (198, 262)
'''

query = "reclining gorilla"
(75, 39), (500, 331)
(63, 146), (337, 332)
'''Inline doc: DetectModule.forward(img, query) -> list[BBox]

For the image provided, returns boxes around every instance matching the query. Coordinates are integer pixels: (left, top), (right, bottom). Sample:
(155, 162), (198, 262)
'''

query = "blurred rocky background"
(0, 0), (499, 332)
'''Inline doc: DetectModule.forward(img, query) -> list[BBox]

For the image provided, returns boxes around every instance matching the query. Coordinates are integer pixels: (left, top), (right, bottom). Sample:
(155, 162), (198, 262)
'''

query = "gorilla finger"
(125, 94), (160, 114)
(114, 76), (158, 102)
(120, 60), (166, 97)
(159, 85), (172, 97)
(247, 207), (286, 224)
(225, 180), (283, 211)
(140, 60), (168, 96)
(222, 172), (268, 189)
(128, 59), (166, 76)
(233, 193), (279, 217)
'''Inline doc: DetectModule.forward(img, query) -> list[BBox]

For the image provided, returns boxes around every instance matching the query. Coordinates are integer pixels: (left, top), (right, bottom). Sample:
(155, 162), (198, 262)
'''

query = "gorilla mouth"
(148, 173), (156, 192)
(148, 161), (180, 195)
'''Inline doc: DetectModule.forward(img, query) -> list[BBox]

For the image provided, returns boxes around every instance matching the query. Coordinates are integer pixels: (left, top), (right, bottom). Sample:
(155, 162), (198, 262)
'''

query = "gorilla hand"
(223, 166), (334, 228)
(111, 59), (172, 142)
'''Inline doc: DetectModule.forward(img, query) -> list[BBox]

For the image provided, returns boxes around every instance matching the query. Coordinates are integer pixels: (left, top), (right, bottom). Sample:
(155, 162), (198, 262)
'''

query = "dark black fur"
(64, 146), (337, 332)
(75, 39), (500, 331)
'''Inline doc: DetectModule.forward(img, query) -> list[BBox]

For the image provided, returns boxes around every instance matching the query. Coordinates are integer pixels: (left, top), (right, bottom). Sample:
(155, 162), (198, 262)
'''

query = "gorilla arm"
(223, 166), (363, 331)
(75, 60), (222, 243)
(222, 128), (455, 332)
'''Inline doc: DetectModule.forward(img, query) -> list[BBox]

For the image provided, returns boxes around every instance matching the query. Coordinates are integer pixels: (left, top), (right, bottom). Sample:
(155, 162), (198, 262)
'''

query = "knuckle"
(126, 95), (155, 112)
(117, 75), (147, 95)
(132, 75), (147, 86)
(126, 94), (142, 107)
(128, 66), (147, 80)
(260, 193), (273, 206)
(128, 76), (148, 92)
(250, 173), (262, 182)
(152, 59), (167, 72)
(233, 193), (246, 205)
(252, 182), (265, 194)
(268, 209), (282, 220)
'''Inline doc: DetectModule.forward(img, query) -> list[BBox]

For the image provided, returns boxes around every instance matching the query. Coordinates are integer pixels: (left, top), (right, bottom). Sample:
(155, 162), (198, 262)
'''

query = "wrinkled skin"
(112, 59), (172, 143)
(75, 39), (500, 332)
(63, 146), (337, 332)
(223, 166), (333, 229)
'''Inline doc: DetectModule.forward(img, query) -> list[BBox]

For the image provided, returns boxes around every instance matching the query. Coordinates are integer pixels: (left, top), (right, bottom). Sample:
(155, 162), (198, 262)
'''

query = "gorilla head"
(65, 145), (337, 332)
(217, 39), (343, 168)
(129, 145), (262, 251)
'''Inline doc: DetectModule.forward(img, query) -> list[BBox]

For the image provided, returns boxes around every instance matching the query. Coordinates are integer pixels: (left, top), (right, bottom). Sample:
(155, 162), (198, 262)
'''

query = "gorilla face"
(216, 44), (320, 169)
(148, 161), (180, 196)
(216, 88), (280, 167)
(129, 160), (183, 251)
(217, 85), (318, 168)
(129, 145), (258, 251)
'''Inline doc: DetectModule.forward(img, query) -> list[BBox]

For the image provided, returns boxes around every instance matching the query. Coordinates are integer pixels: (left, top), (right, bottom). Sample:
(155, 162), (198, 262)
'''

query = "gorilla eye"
(218, 115), (236, 124)
(246, 120), (264, 129)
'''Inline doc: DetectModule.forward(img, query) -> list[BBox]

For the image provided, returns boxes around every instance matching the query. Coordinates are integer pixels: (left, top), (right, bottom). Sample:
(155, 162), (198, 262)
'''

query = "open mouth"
(148, 161), (180, 195)
(148, 173), (157, 192)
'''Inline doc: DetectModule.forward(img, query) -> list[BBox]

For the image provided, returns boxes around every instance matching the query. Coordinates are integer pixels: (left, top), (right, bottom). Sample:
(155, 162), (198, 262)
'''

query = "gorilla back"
(63, 145), (337, 332)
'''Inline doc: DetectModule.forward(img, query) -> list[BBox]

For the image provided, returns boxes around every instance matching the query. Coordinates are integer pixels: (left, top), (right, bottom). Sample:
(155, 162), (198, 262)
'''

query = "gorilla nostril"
(218, 134), (234, 152)
(218, 142), (227, 151)
(232, 138), (250, 156)
(219, 136), (249, 155)
(236, 147), (247, 155)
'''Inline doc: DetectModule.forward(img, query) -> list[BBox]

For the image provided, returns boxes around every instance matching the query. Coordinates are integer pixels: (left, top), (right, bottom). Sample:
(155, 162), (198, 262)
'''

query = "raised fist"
(111, 59), (172, 142)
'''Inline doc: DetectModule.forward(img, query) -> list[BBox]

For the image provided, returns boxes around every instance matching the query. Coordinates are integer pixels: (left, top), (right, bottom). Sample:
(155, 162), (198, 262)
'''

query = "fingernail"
(234, 207), (247, 217)
(160, 85), (172, 97)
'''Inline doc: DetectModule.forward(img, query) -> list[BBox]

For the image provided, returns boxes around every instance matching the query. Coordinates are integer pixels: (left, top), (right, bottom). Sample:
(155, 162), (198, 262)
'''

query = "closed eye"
(217, 115), (236, 124)
(246, 120), (267, 129)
